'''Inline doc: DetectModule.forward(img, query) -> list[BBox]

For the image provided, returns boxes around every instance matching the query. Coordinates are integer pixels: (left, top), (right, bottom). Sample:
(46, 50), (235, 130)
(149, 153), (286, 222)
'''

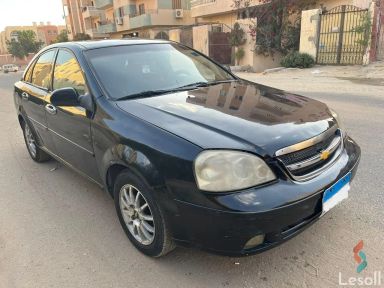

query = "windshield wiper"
(116, 80), (237, 101)
(178, 80), (237, 89)
(116, 89), (183, 101)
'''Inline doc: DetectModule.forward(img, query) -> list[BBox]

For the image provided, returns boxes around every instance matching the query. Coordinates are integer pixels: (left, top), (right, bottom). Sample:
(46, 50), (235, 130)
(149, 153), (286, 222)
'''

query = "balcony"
(82, 6), (103, 19)
(190, 0), (216, 7)
(95, 0), (113, 9)
(98, 22), (116, 33)
(125, 9), (194, 30)
(129, 12), (153, 30)
(86, 29), (108, 39)
(191, 0), (258, 18)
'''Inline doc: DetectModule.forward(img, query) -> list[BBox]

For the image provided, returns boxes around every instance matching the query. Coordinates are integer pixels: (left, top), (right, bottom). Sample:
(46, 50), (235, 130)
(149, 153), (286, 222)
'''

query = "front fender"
(92, 98), (202, 199)
(101, 143), (165, 191)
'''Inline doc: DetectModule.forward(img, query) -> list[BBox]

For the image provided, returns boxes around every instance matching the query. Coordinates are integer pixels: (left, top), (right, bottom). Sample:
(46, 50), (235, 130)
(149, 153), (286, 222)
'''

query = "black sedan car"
(14, 40), (360, 257)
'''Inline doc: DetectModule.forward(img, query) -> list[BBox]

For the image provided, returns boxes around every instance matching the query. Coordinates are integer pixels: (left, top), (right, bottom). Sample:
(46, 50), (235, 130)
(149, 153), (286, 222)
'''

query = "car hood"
(116, 80), (336, 156)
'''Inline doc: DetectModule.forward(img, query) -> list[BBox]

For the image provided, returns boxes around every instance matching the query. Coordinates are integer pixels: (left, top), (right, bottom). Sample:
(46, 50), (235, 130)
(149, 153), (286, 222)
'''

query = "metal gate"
(378, 24), (384, 60)
(208, 24), (232, 65)
(377, 8), (384, 61)
(316, 5), (370, 65)
(180, 27), (193, 48)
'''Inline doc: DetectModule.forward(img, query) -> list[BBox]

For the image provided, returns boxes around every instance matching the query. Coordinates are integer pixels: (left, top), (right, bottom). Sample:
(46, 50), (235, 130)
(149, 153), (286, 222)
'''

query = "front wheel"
(22, 121), (51, 162)
(114, 171), (175, 257)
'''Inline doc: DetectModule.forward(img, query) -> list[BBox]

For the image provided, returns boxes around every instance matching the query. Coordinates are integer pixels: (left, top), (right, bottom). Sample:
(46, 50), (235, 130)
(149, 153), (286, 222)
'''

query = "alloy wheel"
(24, 124), (37, 158)
(119, 184), (155, 245)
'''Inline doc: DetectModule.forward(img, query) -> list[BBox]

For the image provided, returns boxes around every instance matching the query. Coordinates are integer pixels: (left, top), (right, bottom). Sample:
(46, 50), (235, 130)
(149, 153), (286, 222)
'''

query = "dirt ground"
(0, 68), (383, 288)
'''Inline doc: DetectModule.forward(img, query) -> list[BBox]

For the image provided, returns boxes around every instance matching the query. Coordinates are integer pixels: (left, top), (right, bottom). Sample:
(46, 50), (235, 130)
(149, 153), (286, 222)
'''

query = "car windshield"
(85, 43), (235, 100)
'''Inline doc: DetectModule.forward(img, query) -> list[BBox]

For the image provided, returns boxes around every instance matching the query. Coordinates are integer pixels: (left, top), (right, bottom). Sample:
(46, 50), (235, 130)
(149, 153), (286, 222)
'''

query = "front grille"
(279, 135), (336, 166)
(277, 130), (343, 181)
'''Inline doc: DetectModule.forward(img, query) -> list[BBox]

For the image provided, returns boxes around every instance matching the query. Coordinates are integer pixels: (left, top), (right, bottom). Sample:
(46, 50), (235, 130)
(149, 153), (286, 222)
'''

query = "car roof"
(49, 39), (171, 51)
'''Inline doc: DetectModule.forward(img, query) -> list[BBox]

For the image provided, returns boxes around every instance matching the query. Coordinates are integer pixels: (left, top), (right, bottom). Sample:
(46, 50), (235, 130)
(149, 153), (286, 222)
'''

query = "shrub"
(281, 52), (315, 68)
(235, 47), (245, 65)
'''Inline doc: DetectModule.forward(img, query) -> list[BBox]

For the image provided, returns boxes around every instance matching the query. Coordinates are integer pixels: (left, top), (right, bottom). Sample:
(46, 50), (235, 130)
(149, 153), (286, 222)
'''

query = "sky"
(0, 0), (65, 31)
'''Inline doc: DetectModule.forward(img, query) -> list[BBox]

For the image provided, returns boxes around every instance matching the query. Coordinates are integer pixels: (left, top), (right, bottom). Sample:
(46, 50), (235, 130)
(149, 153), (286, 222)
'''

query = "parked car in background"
(14, 40), (361, 257)
(3, 64), (19, 73)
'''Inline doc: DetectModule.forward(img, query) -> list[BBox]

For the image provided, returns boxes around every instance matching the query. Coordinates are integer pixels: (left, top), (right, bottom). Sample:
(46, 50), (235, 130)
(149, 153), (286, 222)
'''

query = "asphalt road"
(1, 71), (383, 288)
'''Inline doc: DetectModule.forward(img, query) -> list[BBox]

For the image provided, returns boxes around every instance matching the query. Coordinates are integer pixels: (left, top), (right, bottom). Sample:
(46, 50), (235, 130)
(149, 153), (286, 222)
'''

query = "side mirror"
(51, 87), (79, 107)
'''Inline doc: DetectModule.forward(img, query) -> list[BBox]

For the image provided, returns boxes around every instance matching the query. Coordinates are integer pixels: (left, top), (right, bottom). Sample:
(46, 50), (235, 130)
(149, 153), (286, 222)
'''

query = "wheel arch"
(18, 114), (25, 128)
(103, 145), (166, 198)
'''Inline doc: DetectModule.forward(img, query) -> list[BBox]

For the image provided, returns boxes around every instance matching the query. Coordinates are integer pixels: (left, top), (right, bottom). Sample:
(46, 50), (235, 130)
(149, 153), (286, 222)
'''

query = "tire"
(22, 120), (51, 162)
(114, 170), (175, 257)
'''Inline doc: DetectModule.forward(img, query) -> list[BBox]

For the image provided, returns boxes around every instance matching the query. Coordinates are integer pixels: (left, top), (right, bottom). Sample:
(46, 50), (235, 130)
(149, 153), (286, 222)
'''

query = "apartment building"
(63, 0), (195, 40)
(0, 23), (65, 55)
(110, 0), (195, 39)
(63, 0), (86, 39)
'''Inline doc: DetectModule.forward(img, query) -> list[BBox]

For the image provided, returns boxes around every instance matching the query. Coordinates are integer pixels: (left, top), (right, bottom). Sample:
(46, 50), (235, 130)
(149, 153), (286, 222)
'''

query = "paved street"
(0, 70), (383, 288)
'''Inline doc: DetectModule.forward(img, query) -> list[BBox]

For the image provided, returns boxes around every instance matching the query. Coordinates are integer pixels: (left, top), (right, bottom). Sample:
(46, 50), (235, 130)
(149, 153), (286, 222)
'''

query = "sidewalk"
(244, 61), (384, 80)
(235, 61), (384, 97)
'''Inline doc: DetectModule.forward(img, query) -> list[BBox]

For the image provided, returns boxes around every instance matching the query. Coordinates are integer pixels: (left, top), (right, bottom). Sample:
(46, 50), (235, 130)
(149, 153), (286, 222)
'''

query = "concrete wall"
(299, 9), (321, 58)
(169, 29), (181, 42)
(0, 53), (35, 66)
(193, 25), (210, 56)
(253, 53), (283, 73)
(236, 19), (256, 67)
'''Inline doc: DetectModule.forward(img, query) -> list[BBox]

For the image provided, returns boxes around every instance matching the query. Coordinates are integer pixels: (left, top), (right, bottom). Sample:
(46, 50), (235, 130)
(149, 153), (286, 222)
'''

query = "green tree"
(54, 30), (69, 43)
(230, 22), (246, 47)
(6, 39), (25, 59)
(73, 33), (91, 41)
(233, 0), (316, 56)
(6, 30), (43, 59)
(230, 22), (247, 65)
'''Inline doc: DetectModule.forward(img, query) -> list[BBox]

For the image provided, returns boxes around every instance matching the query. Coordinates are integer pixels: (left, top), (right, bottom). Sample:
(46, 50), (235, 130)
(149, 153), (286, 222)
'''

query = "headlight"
(194, 150), (276, 192)
(330, 108), (345, 131)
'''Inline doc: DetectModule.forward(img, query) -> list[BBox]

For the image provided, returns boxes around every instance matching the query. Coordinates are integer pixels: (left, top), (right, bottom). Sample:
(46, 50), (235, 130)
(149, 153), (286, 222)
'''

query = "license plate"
(322, 172), (351, 215)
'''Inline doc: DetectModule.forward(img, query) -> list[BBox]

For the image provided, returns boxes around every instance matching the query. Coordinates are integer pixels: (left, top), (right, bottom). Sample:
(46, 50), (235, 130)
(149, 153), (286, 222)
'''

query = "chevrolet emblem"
(320, 150), (330, 160)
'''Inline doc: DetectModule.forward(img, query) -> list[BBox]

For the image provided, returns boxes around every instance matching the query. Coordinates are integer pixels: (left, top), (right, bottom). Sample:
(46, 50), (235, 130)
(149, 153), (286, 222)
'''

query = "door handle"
(21, 92), (29, 100)
(45, 104), (57, 115)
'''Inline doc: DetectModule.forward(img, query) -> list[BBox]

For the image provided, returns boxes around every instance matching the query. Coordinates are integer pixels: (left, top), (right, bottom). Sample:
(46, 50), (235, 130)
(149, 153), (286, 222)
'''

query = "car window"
(31, 50), (56, 89)
(24, 60), (37, 82)
(53, 49), (88, 95)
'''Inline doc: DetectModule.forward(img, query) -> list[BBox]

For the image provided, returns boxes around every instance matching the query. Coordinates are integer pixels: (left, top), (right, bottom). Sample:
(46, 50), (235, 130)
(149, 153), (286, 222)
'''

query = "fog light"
(244, 234), (265, 250)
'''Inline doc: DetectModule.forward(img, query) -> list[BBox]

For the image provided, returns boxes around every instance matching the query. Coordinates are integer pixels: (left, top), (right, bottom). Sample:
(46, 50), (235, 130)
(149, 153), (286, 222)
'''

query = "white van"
(2, 64), (19, 73)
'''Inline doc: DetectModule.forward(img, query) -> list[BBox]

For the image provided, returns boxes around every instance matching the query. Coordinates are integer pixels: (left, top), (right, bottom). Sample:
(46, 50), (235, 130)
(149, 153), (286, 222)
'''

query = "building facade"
(188, 0), (378, 71)
(62, 0), (196, 40)
(59, 0), (381, 70)
(63, 0), (87, 39)
(0, 23), (65, 55)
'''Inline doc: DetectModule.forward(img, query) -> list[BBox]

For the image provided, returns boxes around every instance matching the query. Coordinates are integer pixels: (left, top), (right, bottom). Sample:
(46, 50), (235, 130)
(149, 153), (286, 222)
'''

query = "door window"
(31, 50), (56, 89)
(53, 50), (88, 95)
(24, 59), (37, 82)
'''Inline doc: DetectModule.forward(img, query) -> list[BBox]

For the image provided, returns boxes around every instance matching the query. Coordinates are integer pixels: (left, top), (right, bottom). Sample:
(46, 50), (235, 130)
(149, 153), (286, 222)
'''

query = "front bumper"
(168, 136), (361, 256)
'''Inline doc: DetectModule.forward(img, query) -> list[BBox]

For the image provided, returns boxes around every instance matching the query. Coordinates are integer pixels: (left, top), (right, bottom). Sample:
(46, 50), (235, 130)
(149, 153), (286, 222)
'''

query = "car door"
(19, 49), (57, 150)
(46, 48), (100, 182)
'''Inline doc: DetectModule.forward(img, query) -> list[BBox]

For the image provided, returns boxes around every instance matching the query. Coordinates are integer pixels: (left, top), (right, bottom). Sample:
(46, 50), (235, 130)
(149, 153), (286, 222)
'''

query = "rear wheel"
(22, 121), (51, 162)
(114, 171), (175, 257)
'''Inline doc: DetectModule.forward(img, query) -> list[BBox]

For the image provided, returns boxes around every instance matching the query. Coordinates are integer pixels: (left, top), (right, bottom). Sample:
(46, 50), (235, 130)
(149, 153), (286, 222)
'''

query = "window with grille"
(138, 4), (145, 15)
(172, 0), (182, 9)
(118, 7), (124, 17)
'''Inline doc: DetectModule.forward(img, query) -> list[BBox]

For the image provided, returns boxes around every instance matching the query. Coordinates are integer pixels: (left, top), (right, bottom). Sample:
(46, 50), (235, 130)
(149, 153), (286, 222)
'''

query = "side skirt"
(40, 146), (104, 188)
